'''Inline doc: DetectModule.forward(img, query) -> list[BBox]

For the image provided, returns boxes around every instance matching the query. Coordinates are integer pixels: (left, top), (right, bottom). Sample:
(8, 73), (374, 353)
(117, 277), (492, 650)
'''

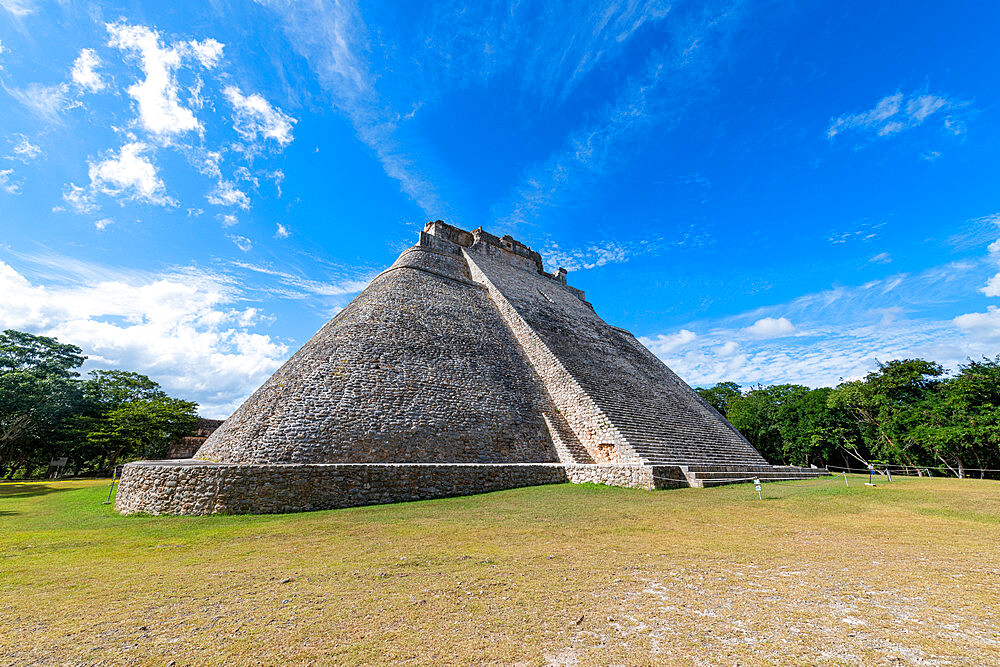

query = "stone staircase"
(579, 381), (768, 467)
(682, 464), (830, 488)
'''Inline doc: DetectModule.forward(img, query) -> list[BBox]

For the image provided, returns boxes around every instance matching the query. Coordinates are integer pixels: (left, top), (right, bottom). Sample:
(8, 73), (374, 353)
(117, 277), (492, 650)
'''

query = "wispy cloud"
(827, 91), (968, 140)
(0, 0), (35, 17)
(229, 259), (373, 300)
(3, 81), (74, 123)
(251, 0), (444, 215)
(207, 179), (250, 209)
(638, 248), (997, 389)
(106, 21), (220, 139)
(493, 1), (747, 227)
(228, 234), (252, 252)
(540, 226), (712, 272)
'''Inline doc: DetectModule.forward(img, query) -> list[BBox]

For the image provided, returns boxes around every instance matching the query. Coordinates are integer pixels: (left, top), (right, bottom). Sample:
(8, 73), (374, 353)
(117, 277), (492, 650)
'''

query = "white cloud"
(869, 252), (892, 264)
(979, 231), (1000, 297)
(9, 134), (42, 161)
(224, 85), (296, 148)
(0, 168), (21, 194)
(219, 213), (238, 227)
(187, 38), (224, 69)
(106, 22), (214, 138)
(207, 179), (250, 209)
(61, 183), (96, 213)
(827, 92), (963, 140)
(275, 223), (290, 239)
(744, 317), (796, 338)
(229, 235), (252, 252)
(71, 48), (106, 93)
(0, 255), (289, 417)
(188, 147), (222, 178)
(87, 141), (175, 207)
(94, 218), (113, 231)
(641, 329), (697, 355)
(954, 307), (1000, 342)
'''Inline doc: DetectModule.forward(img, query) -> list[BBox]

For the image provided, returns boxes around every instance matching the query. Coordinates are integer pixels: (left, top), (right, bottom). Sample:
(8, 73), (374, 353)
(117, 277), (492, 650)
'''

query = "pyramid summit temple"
(115, 221), (827, 515)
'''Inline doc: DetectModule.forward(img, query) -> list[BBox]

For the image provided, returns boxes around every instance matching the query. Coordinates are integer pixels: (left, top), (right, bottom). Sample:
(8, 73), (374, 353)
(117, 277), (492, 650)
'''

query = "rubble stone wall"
(115, 461), (694, 515)
(116, 461), (565, 515)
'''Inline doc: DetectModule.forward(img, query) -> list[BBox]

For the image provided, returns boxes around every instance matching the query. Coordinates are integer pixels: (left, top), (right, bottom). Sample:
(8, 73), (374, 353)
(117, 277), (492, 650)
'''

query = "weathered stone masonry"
(116, 221), (826, 515)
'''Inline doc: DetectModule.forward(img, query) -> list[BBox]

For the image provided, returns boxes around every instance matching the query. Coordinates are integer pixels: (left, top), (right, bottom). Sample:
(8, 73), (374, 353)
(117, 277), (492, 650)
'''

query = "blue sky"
(1, 0), (998, 417)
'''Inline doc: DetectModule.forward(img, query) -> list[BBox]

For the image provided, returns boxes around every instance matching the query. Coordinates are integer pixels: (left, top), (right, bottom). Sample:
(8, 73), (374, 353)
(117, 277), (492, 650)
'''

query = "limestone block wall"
(197, 246), (563, 465)
(116, 461), (564, 515)
(115, 461), (691, 515)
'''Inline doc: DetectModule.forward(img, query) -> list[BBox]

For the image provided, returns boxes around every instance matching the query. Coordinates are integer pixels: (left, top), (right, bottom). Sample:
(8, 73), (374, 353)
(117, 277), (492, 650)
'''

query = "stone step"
(699, 476), (826, 488)
(691, 471), (825, 480)
(686, 464), (824, 473)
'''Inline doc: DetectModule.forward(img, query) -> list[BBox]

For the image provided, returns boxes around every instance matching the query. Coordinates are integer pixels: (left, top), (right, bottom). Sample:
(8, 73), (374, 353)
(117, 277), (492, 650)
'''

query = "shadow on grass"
(0, 483), (82, 500)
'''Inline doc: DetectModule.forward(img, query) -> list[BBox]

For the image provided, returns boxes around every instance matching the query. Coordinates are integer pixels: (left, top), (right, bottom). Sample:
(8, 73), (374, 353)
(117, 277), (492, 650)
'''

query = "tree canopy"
(0, 329), (199, 479)
(697, 357), (1000, 477)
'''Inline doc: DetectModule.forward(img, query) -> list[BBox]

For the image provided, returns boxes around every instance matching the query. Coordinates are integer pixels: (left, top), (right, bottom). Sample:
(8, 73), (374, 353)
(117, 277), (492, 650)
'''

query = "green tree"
(911, 357), (1000, 477)
(80, 370), (198, 471)
(695, 382), (742, 417)
(828, 359), (944, 467)
(726, 384), (860, 467)
(0, 330), (85, 478)
(727, 384), (808, 464)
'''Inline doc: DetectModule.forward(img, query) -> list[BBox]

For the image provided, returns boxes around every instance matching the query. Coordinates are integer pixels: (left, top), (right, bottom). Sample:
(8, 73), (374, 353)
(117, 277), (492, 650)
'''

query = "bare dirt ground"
(2, 475), (998, 664)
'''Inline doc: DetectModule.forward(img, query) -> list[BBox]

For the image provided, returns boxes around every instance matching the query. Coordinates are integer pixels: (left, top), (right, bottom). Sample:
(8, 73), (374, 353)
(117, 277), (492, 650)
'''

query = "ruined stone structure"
(167, 418), (223, 459)
(116, 221), (826, 515)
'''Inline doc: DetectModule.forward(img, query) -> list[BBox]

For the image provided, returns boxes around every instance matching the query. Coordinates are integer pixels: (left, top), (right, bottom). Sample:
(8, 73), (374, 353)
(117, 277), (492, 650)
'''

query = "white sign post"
(754, 477), (762, 500)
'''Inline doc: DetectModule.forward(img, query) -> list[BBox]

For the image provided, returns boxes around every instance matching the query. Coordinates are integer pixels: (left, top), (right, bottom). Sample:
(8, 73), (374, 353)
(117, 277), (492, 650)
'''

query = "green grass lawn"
(2, 475), (999, 665)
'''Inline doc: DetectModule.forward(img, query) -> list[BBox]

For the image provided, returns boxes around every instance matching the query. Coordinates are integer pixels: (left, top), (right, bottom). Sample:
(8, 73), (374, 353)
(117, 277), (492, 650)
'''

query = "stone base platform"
(113, 460), (694, 515)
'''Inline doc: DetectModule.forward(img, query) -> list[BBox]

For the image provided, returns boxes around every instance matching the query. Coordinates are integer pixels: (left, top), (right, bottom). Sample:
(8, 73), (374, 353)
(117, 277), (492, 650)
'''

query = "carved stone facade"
(116, 221), (826, 515)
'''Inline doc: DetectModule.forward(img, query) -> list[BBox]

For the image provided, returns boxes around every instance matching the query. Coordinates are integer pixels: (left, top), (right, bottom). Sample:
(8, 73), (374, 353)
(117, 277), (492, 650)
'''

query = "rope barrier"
(827, 464), (1000, 474)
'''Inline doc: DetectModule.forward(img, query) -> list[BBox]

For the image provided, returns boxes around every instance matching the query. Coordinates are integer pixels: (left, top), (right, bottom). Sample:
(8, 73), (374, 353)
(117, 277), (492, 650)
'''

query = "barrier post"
(102, 466), (118, 505)
(843, 471), (849, 488)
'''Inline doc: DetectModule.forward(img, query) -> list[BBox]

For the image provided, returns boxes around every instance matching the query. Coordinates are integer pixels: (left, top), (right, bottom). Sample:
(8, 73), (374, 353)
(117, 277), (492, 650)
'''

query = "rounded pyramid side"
(196, 244), (560, 464)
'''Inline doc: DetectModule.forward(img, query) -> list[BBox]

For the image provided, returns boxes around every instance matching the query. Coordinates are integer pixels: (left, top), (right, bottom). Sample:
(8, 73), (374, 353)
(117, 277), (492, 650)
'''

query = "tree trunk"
(936, 453), (961, 478)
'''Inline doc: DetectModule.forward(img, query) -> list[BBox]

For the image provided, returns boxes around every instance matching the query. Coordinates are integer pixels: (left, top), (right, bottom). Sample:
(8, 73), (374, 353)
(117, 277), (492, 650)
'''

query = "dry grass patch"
(2, 476), (999, 664)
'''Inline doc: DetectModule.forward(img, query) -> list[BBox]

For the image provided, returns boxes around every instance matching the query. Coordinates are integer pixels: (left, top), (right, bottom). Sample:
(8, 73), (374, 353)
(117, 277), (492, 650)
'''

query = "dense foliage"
(0, 330), (198, 479)
(697, 358), (1000, 477)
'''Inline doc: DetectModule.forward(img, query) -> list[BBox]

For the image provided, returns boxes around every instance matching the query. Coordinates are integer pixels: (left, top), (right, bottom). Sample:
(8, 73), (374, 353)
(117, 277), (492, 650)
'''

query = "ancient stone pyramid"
(116, 221), (826, 515)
